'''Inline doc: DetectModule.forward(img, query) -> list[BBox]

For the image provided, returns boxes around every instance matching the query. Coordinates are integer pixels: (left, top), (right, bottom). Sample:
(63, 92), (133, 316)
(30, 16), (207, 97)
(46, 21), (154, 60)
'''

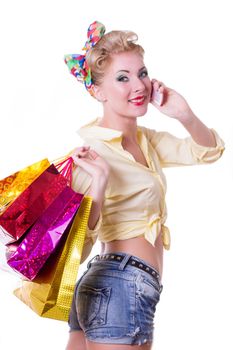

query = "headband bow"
(64, 21), (106, 97)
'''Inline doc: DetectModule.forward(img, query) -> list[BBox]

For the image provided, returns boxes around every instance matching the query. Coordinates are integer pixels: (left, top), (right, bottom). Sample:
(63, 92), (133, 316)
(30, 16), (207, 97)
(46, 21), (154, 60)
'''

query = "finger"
(152, 80), (160, 90)
(159, 85), (165, 93)
(72, 148), (90, 158)
(79, 149), (99, 160)
(72, 155), (101, 176)
(72, 154), (92, 166)
(89, 150), (100, 160)
(73, 146), (90, 154)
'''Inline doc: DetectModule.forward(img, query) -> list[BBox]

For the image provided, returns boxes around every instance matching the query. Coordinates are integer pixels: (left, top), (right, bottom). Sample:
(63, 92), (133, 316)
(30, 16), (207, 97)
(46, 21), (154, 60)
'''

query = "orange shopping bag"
(0, 159), (50, 214)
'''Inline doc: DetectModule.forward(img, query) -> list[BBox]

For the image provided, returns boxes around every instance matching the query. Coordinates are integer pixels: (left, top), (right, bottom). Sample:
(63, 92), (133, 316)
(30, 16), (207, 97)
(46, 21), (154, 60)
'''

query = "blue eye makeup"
(116, 68), (148, 82)
(140, 69), (148, 78)
(116, 75), (129, 82)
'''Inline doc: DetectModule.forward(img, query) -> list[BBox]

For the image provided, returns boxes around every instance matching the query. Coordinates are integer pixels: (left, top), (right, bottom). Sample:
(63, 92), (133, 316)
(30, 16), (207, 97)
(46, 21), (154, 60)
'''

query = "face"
(94, 51), (152, 118)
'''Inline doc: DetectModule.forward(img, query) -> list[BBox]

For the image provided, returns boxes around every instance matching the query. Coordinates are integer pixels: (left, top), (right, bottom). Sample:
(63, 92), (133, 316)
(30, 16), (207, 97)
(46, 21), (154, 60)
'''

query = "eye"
(116, 75), (129, 82)
(140, 70), (148, 78)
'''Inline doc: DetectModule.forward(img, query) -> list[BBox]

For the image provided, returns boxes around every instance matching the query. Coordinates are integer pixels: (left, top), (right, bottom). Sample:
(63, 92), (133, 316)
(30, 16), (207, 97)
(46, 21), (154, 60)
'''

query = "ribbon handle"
(53, 156), (74, 187)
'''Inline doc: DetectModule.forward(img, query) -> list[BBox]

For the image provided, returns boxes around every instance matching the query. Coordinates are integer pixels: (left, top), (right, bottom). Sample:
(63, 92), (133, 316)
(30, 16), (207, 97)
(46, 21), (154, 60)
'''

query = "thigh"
(86, 339), (153, 350)
(66, 330), (87, 350)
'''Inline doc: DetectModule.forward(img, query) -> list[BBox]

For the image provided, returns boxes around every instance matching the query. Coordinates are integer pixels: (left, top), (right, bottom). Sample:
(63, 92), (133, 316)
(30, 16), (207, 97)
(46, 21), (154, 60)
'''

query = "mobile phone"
(151, 88), (163, 106)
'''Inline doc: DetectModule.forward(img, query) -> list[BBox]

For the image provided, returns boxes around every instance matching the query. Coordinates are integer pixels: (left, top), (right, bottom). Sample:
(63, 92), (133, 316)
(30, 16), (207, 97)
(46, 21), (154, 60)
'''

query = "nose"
(132, 76), (146, 93)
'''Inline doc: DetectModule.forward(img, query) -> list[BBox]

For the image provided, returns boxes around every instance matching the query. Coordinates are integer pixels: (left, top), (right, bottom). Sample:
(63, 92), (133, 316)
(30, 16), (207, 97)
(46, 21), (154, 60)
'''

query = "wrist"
(88, 177), (108, 201)
(92, 175), (108, 189)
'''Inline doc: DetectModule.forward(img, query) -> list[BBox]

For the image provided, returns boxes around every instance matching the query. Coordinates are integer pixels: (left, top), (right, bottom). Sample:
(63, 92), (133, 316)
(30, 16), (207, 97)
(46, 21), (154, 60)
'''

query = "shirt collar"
(77, 117), (142, 141)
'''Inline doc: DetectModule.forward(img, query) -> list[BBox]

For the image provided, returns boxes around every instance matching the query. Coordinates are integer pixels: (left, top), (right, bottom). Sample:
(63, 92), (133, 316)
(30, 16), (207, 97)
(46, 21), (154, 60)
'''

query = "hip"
(73, 253), (163, 344)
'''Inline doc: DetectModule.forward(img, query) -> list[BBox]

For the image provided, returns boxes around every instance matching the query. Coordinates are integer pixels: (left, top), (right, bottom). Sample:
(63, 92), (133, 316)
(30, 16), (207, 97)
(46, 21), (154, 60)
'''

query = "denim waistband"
(87, 252), (162, 289)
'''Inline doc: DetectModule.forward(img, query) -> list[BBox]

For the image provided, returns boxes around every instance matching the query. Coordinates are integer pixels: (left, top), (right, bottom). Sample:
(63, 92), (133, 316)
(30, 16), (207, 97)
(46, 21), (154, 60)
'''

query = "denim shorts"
(68, 252), (163, 346)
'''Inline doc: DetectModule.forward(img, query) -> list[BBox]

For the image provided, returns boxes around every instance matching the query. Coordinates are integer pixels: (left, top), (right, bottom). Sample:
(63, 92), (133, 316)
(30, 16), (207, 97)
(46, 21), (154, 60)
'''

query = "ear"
(93, 84), (107, 102)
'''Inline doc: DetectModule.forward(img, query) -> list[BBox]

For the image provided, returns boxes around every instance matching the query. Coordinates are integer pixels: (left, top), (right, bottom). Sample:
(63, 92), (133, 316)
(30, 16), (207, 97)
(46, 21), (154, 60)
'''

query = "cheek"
(109, 83), (130, 102)
(145, 78), (152, 93)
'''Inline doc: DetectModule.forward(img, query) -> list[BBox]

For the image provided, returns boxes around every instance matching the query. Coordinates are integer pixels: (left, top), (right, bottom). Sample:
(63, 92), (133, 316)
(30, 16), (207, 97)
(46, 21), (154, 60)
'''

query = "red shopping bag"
(0, 164), (67, 244)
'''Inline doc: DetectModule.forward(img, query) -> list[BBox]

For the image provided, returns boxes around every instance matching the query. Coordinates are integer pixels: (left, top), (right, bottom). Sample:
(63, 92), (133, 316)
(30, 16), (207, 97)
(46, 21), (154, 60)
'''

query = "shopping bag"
(0, 173), (17, 194)
(14, 195), (92, 321)
(0, 164), (67, 244)
(7, 186), (84, 280)
(0, 159), (50, 214)
(54, 156), (73, 188)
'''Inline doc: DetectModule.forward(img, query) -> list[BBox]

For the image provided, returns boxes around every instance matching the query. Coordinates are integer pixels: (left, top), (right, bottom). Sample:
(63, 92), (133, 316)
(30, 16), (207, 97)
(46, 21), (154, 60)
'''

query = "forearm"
(179, 110), (217, 147)
(86, 177), (107, 230)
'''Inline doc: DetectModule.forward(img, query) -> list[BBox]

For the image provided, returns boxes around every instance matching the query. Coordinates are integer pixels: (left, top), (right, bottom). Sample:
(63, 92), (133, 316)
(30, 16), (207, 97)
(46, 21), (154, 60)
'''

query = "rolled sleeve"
(188, 128), (225, 163)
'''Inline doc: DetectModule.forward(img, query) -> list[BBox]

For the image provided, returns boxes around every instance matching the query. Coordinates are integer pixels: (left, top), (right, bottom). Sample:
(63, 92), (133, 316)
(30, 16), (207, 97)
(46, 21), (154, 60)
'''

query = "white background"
(0, 0), (232, 349)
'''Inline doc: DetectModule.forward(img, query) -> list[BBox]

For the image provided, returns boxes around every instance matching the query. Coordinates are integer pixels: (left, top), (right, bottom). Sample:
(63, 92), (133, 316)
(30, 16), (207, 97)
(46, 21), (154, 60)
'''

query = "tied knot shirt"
(72, 117), (225, 260)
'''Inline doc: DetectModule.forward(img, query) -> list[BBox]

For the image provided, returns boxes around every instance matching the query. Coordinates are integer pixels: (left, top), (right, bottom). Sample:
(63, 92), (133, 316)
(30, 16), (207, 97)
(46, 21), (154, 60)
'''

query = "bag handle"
(53, 156), (74, 187)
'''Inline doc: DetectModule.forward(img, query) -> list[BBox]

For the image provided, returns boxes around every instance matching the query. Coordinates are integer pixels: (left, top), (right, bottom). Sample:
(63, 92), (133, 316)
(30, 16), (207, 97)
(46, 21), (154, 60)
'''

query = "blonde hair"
(86, 30), (144, 86)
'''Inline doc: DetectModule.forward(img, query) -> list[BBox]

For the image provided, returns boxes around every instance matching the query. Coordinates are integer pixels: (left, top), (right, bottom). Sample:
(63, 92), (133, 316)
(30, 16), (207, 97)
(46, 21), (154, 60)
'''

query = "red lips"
(129, 95), (145, 101)
(129, 95), (146, 106)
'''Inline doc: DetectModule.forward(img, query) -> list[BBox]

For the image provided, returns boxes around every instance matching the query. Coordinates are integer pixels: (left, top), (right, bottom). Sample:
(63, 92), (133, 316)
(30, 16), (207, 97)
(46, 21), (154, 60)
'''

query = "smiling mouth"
(129, 96), (146, 105)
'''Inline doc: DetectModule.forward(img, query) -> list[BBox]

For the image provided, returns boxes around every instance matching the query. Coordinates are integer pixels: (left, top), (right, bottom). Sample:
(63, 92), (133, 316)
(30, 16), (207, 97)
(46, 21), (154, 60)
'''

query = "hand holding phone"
(151, 80), (164, 106)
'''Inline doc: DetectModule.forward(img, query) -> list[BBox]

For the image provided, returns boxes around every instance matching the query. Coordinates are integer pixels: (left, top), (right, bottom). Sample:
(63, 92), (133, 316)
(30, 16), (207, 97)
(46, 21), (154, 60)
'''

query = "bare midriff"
(102, 232), (164, 280)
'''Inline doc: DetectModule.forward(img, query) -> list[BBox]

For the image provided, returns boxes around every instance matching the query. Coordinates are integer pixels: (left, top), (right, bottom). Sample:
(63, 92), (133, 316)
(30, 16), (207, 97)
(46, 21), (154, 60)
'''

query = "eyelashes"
(116, 70), (148, 82)
(140, 70), (149, 78)
(117, 75), (129, 82)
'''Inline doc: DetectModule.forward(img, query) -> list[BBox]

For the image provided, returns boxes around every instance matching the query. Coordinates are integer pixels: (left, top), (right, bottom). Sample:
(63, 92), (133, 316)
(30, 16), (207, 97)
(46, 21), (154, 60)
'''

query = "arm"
(151, 79), (219, 147)
(148, 80), (225, 166)
(86, 176), (107, 231)
(79, 177), (107, 264)
(72, 146), (110, 264)
(177, 109), (217, 148)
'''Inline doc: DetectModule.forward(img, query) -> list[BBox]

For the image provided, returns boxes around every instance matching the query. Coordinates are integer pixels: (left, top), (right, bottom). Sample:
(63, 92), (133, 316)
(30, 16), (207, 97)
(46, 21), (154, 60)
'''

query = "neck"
(97, 112), (139, 144)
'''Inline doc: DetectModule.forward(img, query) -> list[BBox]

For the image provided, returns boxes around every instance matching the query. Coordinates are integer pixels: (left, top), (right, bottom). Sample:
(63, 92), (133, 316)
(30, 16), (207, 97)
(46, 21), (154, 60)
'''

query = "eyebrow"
(116, 66), (147, 74)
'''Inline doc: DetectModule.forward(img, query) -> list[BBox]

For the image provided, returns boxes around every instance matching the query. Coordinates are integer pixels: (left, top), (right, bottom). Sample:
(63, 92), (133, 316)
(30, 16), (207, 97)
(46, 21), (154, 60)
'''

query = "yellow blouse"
(72, 117), (225, 257)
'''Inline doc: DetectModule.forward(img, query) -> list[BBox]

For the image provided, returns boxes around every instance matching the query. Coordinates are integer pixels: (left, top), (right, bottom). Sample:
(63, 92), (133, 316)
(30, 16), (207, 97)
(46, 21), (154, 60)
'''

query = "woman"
(64, 21), (225, 350)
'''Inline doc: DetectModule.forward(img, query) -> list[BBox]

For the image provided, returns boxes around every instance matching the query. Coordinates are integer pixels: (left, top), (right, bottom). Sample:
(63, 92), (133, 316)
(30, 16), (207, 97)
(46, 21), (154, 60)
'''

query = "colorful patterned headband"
(64, 21), (106, 97)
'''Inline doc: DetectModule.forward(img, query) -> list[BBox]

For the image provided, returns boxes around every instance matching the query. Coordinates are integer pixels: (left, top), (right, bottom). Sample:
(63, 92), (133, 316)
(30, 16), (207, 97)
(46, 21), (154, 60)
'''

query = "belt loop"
(87, 254), (99, 269)
(118, 254), (131, 270)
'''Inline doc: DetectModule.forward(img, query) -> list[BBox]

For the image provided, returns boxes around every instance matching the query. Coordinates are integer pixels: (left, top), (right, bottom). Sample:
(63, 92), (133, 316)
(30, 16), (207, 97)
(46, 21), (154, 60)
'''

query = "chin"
(135, 107), (148, 117)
